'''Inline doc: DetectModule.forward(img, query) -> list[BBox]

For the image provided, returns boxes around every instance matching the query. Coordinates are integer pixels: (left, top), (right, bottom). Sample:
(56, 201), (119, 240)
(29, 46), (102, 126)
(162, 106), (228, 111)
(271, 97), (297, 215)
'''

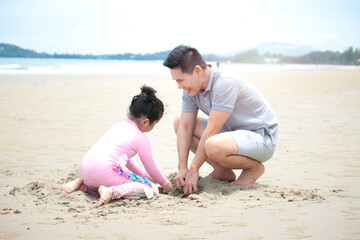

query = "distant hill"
(0, 43), (170, 60)
(256, 42), (316, 56)
(224, 42), (316, 57)
(0, 43), (51, 58)
(207, 45), (360, 65)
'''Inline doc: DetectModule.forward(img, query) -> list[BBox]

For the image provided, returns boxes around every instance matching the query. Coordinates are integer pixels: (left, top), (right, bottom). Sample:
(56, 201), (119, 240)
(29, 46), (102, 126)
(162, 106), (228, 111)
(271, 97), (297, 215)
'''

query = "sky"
(0, 0), (359, 55)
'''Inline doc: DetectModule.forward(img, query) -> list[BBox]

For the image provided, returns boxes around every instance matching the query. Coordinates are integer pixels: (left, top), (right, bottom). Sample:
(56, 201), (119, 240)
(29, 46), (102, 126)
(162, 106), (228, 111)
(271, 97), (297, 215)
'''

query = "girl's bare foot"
(210, 168), (236, 182)
(95, 185), (112, 207)
(60, 178), (83, 194)
(233, 163), (265, 189)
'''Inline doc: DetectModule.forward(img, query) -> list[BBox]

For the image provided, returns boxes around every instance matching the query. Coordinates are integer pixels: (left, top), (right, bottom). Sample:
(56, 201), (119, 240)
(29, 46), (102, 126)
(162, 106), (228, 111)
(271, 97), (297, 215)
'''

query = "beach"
(1, 68), (360, 239)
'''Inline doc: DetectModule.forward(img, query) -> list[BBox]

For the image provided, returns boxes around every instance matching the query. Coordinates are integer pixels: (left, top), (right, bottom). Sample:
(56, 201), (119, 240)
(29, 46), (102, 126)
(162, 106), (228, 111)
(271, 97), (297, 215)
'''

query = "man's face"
(170, 67), (201, 96)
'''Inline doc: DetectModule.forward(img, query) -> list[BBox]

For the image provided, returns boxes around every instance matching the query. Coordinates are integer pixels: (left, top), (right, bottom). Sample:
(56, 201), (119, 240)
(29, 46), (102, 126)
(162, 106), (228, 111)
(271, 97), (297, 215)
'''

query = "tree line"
(206, 47), (360, 65)
(0, 43), (170, 61)
(280, 47), (360, 65)
(1, 43), (359, 65)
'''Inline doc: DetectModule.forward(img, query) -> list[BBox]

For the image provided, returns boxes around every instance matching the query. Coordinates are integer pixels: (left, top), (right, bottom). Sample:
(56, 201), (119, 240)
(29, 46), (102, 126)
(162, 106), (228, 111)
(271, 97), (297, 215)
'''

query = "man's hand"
(174, 168), (188, 189)
(183, 167), (199, 195)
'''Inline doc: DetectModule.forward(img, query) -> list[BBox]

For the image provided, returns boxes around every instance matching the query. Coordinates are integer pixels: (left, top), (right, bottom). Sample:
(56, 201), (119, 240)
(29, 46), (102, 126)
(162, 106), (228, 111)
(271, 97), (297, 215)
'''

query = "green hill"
(0, 43), (169, 60)
(0, 43), (51, 58)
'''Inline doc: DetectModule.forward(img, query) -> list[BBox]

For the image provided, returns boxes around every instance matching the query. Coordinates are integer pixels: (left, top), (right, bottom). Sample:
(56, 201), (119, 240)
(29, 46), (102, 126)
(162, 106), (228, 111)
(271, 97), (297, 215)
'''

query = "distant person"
(163, 45), (278, 195)
(60, 85), (173, 206)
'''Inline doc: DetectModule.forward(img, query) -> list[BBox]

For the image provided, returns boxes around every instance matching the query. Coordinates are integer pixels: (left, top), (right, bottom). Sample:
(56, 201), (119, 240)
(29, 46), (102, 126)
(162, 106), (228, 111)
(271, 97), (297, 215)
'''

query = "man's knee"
(173, 115), (181, 134)
(204, 136), (224, 163)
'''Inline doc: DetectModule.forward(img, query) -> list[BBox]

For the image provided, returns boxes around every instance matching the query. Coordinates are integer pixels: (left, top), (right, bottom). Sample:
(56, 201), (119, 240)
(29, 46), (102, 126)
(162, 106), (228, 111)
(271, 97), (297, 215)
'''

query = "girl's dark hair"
(128, 85), (164, 124)
(163, 45), (207, 74)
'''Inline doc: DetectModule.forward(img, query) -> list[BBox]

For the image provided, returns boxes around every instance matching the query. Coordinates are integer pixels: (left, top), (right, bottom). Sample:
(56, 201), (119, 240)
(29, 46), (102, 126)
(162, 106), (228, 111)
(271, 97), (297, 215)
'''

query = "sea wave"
(0, 64), (27, 70)
(0, 58), (168, 75)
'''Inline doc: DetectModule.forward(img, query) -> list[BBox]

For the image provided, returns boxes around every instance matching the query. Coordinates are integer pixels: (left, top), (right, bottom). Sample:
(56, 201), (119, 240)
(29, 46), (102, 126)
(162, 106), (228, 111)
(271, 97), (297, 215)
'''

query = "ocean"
(0, 57), (357, 75)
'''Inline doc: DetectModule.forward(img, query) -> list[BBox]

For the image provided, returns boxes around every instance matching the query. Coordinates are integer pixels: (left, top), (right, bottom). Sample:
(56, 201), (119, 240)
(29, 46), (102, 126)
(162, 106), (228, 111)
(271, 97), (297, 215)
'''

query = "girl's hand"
(162, 182), (173, 194)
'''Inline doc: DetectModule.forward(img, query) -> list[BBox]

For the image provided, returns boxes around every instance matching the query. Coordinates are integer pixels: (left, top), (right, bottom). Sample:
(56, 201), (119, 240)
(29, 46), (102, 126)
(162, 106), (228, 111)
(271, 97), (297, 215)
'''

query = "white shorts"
(202, 118), (276, 163)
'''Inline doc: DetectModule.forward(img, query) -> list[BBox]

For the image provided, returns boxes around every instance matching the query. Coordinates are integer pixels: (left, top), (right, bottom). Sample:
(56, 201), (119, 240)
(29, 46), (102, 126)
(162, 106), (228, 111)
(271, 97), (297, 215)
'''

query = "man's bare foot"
(60, 178), (83, 194)
(210, 168), (236, 182)
(95, 185), (112, 207)
(233, 163), (265, 189)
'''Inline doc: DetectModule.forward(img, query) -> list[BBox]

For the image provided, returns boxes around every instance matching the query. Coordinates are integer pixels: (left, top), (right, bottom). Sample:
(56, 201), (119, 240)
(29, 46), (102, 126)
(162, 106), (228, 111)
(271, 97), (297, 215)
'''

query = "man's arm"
(173, 111), (198, 189)
(183, 110), (231, 195)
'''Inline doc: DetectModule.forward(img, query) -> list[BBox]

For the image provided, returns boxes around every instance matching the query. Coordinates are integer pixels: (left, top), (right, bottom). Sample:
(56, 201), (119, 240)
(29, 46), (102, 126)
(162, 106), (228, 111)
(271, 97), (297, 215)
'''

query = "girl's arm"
(136, 136), (169, 187)
(125, 158), (151, 180)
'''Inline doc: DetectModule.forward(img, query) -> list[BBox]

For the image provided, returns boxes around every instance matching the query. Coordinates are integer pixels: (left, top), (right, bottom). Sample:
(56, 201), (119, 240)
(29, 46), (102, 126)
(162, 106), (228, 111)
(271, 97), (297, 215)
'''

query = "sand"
(0, 68), (360, 239)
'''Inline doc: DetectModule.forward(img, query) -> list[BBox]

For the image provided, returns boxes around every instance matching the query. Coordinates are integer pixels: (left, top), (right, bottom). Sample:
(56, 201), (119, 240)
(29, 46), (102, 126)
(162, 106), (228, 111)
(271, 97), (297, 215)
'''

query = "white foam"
(0, 64), (24, 69)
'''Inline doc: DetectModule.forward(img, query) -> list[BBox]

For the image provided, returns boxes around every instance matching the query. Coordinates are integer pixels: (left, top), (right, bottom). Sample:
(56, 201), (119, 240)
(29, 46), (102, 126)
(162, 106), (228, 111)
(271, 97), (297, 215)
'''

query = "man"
(163, 45), (278, 195)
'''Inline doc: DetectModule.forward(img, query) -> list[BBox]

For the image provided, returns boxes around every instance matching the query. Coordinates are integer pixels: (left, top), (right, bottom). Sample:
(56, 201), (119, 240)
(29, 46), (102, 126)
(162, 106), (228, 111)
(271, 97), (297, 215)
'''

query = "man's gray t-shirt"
(182, 67), (278, 144)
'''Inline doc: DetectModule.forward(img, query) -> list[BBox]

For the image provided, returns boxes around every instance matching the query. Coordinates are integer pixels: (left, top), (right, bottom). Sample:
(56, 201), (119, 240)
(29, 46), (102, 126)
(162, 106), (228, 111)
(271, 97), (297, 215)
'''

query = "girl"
(60, 85), (173, 206)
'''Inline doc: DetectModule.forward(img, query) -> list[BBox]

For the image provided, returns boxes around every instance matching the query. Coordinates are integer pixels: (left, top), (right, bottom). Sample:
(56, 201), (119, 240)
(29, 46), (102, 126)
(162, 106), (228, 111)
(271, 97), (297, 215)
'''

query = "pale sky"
(0, 0), (359, 55)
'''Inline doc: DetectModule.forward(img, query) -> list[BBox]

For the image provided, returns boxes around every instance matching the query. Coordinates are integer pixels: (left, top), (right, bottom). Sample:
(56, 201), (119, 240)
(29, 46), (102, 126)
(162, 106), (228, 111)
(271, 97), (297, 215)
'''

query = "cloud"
(74, 26), (89, 32)
(324, 33), (338, 39)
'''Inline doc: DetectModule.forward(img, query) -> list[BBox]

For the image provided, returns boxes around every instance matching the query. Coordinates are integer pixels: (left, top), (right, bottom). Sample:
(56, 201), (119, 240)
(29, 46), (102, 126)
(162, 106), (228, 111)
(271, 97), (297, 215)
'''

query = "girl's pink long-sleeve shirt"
(80, 119), (169, 188)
